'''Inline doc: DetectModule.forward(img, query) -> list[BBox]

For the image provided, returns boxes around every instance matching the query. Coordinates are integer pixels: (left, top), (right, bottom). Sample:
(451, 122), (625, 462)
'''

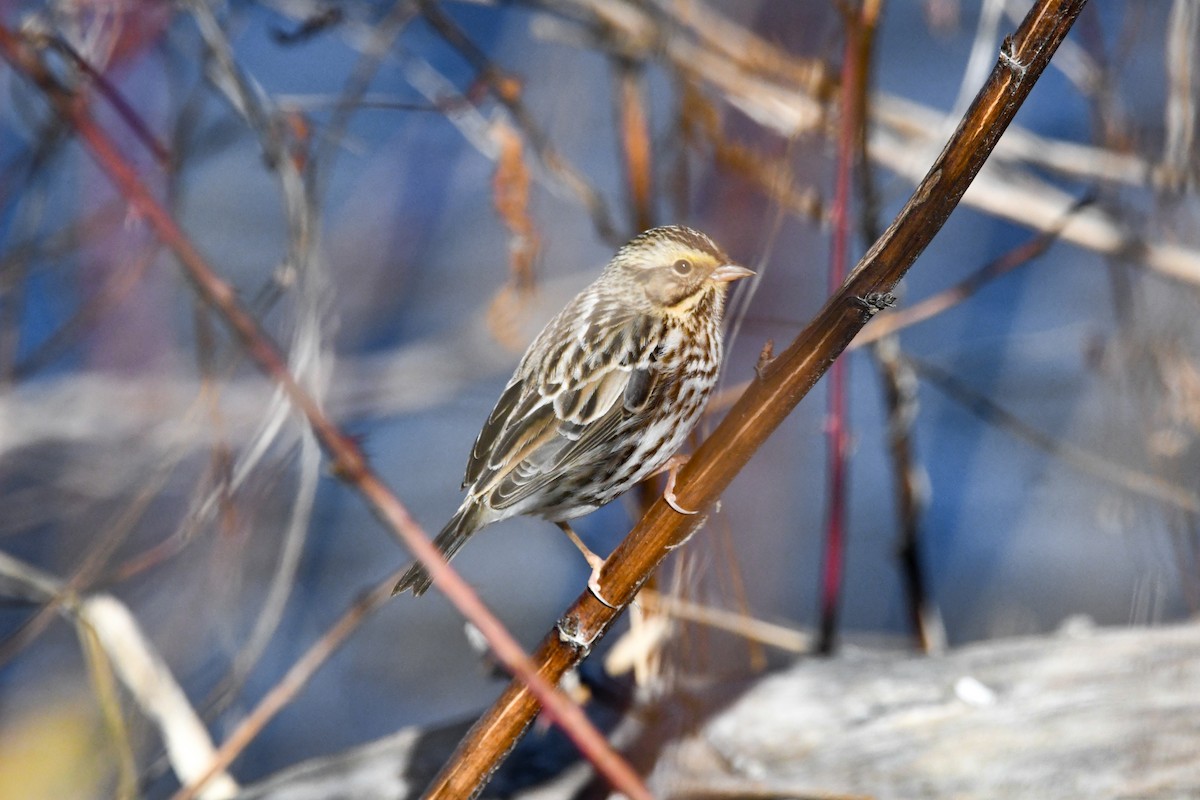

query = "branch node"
(999, 35), (1028, 79)
(556, 613), (597, 653)
(855, 291), (897, 320)
(328, 447), (367, 482)
(755, 338), (776, 380)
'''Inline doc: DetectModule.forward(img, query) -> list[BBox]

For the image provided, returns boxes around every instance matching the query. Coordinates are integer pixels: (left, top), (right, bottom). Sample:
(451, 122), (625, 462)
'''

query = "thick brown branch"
(424, 1), (1088, 797)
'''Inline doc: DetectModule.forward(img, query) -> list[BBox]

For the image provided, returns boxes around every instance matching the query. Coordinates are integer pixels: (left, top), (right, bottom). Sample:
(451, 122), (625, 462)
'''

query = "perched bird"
(393, 225), (753, 601)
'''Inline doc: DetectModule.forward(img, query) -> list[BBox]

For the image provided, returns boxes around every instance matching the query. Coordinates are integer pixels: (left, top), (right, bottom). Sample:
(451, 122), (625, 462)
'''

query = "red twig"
(47, 35), (172, 167)
(0, 26), (650, 800)
(816, 3), (871, 655)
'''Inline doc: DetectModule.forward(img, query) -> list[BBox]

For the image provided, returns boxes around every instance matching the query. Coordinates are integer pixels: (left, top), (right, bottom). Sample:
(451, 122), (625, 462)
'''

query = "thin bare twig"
(184, 0), (333, 714)
(175, 569), (404, 800)
(815, 1), (873, 656)
(911, 356), (1200, 515)
(419, 0), (620, 242)
(639, 590), (811, 653)
(0, 444), (187, 665)
(44, 34), (172, 166)
(13, 239), (160, 379)
(543, 0), (1200, 283)
(0, 25), (650, 800)
(614, 56), (654, 233)
(311, 0), (417, 195)
(0, 552), (239, 799)
(873, 335), (944, 653)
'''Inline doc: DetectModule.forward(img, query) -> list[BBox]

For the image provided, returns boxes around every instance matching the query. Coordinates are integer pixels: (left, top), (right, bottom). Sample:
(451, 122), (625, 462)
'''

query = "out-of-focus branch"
(486, 120), (543, 351)
(184, 0), (333, 713)
(0, 25), (650, 800)
(679, 80), (822, 221)
(1161, 0), (1200, 190)
(846, 0), (945, 654)
(424, 2), (1089, 797)
(816, 0), (881, 657)
(12, 237), (159, 380)
(176, 569), (405, 800)
(0, 552), (240, 800)
(535, 0), (1200, 285)
(614, 57), (654, 233)
(0, 441), (185, 665)
(419, 0), (619, 242)
(309, 0), (416, 189)
(873, 335), (944, 653)
(532, 0), (830, 134)
(43, 34), (171, 165)
(911, 356), (1200, 515)
(0, 270), (589, 475)
(637, 590), (811, 654)
(867, 124), (1200, 286)
(872, 93), (1151, 187)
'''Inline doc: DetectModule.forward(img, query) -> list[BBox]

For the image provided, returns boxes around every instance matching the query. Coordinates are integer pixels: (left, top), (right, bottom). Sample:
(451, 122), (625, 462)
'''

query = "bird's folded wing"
(462, 317), (661, 511)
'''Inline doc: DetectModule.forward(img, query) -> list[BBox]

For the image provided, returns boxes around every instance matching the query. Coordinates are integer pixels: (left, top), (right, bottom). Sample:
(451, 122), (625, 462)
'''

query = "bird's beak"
(710, 264), (756, 283)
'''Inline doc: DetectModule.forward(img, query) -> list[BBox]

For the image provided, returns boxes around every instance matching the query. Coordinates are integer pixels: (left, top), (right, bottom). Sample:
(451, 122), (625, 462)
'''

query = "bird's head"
(607, 226), (754, 315)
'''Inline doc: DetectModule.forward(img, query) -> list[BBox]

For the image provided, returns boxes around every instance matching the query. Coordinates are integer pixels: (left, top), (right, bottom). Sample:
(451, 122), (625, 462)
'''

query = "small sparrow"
(394, 226), (753, 602)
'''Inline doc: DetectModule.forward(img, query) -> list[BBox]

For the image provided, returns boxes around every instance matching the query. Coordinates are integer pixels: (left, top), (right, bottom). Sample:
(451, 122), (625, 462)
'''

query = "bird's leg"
(556, 521), (615, 608)
(656, 453), (699, 515)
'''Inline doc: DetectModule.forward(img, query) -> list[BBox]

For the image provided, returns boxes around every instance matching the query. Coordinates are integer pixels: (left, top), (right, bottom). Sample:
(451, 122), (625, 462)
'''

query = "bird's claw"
(588, 569), (616, 608)
(582, 550), (616, 607)
(661, 454), (699, 515)
(664, 488), (699, 515)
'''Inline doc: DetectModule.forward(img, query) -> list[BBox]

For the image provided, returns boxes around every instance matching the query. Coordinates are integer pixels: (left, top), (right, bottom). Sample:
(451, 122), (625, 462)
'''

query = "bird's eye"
(672, 258), (693, 276)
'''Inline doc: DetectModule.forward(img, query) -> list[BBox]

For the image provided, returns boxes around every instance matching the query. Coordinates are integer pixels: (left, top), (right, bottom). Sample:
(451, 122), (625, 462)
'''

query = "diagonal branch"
(423, 1), (1089, 797)
(0, 24), (650, 800)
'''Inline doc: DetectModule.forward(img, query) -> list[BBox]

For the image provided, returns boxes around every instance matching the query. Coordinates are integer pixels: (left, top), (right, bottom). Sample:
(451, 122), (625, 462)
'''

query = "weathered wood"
(660, 621), (1200, 799)
(238, 622), (1200, 799)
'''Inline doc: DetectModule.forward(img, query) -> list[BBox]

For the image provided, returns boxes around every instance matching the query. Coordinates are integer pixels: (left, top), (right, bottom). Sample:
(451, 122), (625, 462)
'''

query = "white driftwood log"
(657, 620), (1200, 799)
(238, 621), (1200, 799)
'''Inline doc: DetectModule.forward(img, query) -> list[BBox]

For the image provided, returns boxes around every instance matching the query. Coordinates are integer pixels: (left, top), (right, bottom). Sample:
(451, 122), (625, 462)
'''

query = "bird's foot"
(558, 522), (616, 608)
(587, 565), (616, 609)
(660, 454), (699, 515)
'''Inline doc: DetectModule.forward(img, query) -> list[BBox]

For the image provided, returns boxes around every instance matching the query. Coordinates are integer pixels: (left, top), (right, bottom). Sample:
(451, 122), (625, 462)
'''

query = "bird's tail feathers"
(392, 502), (483, 597)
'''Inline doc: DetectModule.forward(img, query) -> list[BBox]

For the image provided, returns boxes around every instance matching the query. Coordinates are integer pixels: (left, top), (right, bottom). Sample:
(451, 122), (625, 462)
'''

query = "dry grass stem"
(639, 590), (811, 654)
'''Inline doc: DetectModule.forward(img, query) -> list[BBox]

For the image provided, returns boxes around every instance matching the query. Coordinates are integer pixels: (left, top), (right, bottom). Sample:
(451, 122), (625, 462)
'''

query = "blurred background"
(1, 0), (1198, 797)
